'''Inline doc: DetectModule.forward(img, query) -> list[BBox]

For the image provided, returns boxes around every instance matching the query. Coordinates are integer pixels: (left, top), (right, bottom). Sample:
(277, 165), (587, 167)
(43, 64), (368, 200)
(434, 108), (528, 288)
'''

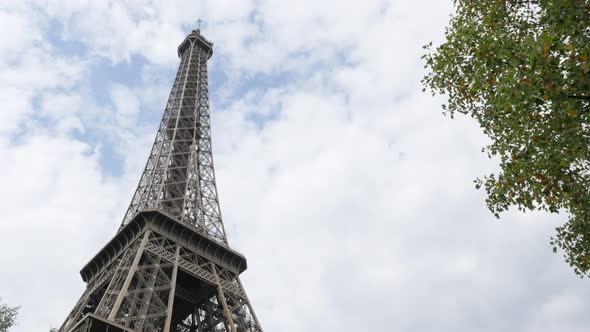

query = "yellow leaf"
(534, 173), (548, 183)
(543, 44), (550, 57)
(568, 109), (578, 117)
(544, 81), (553, 90)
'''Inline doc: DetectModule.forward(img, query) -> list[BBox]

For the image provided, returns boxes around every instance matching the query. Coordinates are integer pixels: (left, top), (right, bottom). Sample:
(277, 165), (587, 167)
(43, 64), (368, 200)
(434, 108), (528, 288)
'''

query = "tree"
(0, 298), (19, 332)
(422, 0), (590, 276)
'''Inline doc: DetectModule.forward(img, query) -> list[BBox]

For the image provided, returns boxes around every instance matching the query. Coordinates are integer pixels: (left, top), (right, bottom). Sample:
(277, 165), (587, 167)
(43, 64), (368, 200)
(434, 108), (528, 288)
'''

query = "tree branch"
(567, 95), (590, 101)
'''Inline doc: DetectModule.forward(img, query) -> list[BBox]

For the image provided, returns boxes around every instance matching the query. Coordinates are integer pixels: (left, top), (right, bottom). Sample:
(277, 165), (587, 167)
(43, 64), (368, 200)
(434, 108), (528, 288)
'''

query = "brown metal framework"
(58, 28), (263, 332)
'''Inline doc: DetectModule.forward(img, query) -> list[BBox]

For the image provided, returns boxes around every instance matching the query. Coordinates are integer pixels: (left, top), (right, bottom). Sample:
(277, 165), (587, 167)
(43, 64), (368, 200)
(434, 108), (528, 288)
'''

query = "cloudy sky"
(0, 1), (588, 331)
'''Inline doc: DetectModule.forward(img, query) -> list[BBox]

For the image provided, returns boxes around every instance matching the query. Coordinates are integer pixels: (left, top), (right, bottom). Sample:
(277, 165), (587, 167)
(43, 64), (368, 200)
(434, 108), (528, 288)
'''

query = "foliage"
(0, 298), (19, 332)
(422, 0), (590, 276)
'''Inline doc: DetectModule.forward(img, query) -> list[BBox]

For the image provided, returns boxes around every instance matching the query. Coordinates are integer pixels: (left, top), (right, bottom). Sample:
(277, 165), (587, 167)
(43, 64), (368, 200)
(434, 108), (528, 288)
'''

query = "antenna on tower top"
(196, 18), (202, 31)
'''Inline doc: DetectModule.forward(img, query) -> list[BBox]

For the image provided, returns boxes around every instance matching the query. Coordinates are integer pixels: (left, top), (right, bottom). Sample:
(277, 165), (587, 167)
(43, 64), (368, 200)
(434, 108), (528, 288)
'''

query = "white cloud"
(0, 2), (87, 137)
(0, 88), (34, 135)
(40, 93), (84, 134)
(110, 83), (141, 128)
(0, 10), (41, 61)
(0, 135), (124, 331)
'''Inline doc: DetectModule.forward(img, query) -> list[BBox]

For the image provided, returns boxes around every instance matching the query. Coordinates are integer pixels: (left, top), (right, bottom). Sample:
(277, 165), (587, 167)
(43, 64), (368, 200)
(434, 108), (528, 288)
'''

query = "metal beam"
(164, 245), (181, 332)
(108, 230), (152, 320)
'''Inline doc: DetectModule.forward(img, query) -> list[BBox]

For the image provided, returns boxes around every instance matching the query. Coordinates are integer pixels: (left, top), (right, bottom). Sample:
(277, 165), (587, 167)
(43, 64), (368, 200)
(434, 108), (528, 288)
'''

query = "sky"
(0, 1), (589, 331)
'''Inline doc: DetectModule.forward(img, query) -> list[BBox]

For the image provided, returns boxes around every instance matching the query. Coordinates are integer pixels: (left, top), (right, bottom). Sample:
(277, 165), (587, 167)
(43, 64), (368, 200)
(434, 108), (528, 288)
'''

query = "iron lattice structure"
(59, 28), (263, 332)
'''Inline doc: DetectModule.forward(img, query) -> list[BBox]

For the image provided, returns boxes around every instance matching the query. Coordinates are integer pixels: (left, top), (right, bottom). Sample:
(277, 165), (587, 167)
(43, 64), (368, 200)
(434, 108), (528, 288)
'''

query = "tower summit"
(59, 25), (263, 332)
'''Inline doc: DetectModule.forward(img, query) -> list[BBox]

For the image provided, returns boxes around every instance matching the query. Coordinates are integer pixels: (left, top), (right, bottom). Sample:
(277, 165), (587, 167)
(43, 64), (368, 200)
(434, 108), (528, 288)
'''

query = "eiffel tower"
(58, 24), (263, 332)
